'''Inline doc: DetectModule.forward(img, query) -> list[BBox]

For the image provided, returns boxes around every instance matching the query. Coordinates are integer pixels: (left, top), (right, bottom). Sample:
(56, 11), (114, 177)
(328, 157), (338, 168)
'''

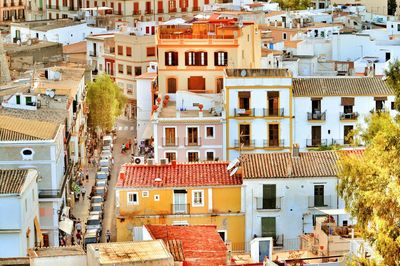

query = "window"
(239, 124), (251, 147)
(283, 33), (288, 40)
(261, 217), (276, 238)
(205, 126), (214, 138)
(167, 78), (177, 93)
(375, 97), (386, 111)
(214, 51), (228, 66)
(267, 91), (280, 116)
(392, 102), (396, 110)
(128, 192), (139, 205)
(118, 64), (124, 74)
(21, 148), (34, 160)
(192, 190), (204, 207)
(164, 127), (176, 146)
(126, 65), (132, 75)
(185, 51), (207, 66)
(188, 152), (199, 162)
(127, 84), (134, 95)
(185, 51), (195, 66)
(147, 47), (156, 57)
(165, 152), (177, 162)
(206, 151), (214, 161)
(165, 51), (178, 66)
(268, 124), (279, 147)
(216, 77), (223, 93)
(142, 191), (149, 197)
(218, 230), (227, 242)
(314, 185), (324, 207)
(238, 91), (251, 110)
(173, 190), (187, 213)
(311, 126), (322, 147)
(262, 184), (277, 209)
(126, 47), (132, 56)
(135, 67), (142, 76)
(117, 45), (123, 55)
(16, 95), (21, 105)
(186, 127), (199, 146)
(188, 76), (205, 92)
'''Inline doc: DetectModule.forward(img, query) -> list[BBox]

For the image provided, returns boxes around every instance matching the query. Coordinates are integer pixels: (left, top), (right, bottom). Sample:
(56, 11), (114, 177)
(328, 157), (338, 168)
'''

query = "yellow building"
(115, 161), (245, 251)
(157, 19), (262, 95)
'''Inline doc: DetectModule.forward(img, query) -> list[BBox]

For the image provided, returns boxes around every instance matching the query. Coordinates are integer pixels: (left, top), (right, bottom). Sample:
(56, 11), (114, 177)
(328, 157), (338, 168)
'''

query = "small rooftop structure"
(225, 68), (291, 78)
(86, 240), (174, 265)
(117, 161), (241, 188)
(28, 246), (85, 257)
(145, 225), (228, 266)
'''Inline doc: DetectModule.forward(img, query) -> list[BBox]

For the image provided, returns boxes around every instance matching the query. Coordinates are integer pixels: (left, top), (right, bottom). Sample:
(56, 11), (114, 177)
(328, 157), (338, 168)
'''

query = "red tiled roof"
(145, 225), (227, 266)
(116, 162), (242, 188)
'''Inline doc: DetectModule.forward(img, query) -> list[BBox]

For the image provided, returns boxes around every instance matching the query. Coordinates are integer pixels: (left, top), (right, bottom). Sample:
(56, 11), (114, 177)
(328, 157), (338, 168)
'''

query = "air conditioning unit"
(160, 158), (169, 165)
(133, 156), (145, 165)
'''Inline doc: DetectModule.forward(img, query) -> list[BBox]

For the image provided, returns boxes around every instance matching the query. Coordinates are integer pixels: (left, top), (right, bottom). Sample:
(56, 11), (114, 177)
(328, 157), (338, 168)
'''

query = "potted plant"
(198, 104), (203, 112)
(163, 99), (168, 108)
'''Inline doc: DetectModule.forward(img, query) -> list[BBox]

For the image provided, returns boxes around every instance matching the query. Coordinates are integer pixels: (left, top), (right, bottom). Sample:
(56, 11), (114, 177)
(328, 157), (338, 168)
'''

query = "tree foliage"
(385, 60), (400, 112)
(86, 74), (127, 131)
(274, 0), (311, 10)
(338, 112), (400, 265)
(388, 0), (397, 16)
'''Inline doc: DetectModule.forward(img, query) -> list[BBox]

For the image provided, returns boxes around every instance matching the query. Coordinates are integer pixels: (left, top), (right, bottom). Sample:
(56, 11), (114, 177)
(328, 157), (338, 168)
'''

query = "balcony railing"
(171, 204), (190, 214)
(255, 197), (282, 210)
(234, 108), (255, 117)
(234, 139), (255, 149)
(38, 162), (74, 199)
(263, 108), (285, 117)
(158, 8), (164, 13)
(306, 139), (328, 147)
(162, 137), (179, 147)
(89, 51), (97, 57)
(133, 10), (141, 15)
(332, 139), (353, 145)
(307, 111), (326, 121)
(192, 6), (200, 11)
(340, 112), (359, 120)
(308, 195), (332, 208)
(263, 139), (285, 148)
(145, 9), (153, 14)
(184, 137), (201, 146)
(169, 8), (177, 12)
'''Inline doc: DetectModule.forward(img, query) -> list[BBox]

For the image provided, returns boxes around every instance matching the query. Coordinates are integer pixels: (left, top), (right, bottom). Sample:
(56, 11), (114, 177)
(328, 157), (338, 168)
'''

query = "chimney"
(119, 171), (126, 180)
(292, 144), (300, 157)
(171, 160), (177, 167)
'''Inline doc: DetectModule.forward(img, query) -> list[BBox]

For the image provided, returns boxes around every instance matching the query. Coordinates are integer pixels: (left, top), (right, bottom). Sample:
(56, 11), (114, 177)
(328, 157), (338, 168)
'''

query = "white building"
(86, 33), (115, 76)
(10, 19), (107, 45)
(0, 114), (67, 247)
(224, 69), (395, 160)
(0, 169), (41, 257)
(240, 151), (350, 250)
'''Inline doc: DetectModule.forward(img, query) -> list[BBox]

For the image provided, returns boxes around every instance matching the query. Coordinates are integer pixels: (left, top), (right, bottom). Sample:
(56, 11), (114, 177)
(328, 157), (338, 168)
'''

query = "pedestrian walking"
(111, 157), (115, 166)
(75, 191), (80, 202)
(75, 219), (82, 233)
(106, 230), (111, 243)
(81, 186), (86, 199)
(86, 169), (89, 180)
(76, 231), (82, 245)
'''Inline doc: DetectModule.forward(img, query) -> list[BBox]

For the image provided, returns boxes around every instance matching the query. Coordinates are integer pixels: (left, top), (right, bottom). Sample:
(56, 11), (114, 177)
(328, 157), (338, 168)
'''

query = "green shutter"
(263, 185), (276, 209)
(261, 217), (276, 238)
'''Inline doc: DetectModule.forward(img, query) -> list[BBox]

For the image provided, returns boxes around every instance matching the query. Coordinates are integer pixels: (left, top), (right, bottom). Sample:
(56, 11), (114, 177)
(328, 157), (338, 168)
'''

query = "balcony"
(171, 204), (190, 214)
(192, 6), (200, 11)
(158, 8), (164, 13)
(263, 139), (285, 149)
(168, 8), (177, 12)
(162, 137), (179, 147)
(89, 51), (97, 57)
(145, 9), (153, 14)
(38, 163), (74, 199)
(133, 10), (141, 15)
(184, 137), (201, 146)
(308, 195), (332, 208)
(340, 112), (359, 120)
(234, 108), (255, 117)
(307, 111), (326, 121)
(255, 197), (282, 210)
(306, 139), (328, 147)
(234, 139), (255, 149)
(181, 7), (187, 12)
(263, 108), (285, 117)
(332, 139), (353, 146)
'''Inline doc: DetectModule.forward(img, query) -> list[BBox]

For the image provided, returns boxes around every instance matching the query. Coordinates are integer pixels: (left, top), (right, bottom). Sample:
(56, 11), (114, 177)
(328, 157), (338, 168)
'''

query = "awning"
(316, 208), (348, 216)
(238, 91), (250, 98)
(141, 123), (153, 140)
(341, 97), (354, 106)
(61, 206), (70, 219)
(34, 216), (44, 246)
(59, 218), (74, 235)
(374, 96), (387, 101)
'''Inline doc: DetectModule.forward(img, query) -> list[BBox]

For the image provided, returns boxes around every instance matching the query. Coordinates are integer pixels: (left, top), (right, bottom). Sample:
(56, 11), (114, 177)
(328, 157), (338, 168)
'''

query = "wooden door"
(314, 185), (324, 207)
(263, 184), (276, 209)
(167, 78), (176, 93)
(261, 217), (276, 238)
(133, 2), (138, 13)
(157, 0), (162, 12)
(268, 124), (279, 147)
(117, 2), (122, 14)
(188, 76), (205, 92)
(165, 128), (176, 145)
(311, 126), (321, 146)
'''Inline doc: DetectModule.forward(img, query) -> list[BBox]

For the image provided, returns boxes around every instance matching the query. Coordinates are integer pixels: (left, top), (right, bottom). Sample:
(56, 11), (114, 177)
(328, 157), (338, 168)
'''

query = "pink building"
(153, 97), (225, 163)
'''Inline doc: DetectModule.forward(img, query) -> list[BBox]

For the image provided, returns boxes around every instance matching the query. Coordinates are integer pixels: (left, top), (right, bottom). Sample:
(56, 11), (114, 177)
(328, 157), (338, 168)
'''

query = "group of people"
(74, 169), (89, 202)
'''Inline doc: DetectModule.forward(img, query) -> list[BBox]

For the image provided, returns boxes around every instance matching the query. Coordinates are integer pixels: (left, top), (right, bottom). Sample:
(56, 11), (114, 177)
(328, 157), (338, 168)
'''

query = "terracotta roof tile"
(241, 151), (339, 179)
(145, 225), (227, 266)
(117, 162), (241, 188)
(0, 169), (29, 194)
(293, 77), (393, 97)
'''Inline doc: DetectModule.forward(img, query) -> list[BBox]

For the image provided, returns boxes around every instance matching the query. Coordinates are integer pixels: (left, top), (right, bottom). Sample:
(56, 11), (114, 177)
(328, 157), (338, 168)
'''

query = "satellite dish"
(230, 167), (239, 177)
(240, 69), (247, 77)
(227, 158), (240, 171)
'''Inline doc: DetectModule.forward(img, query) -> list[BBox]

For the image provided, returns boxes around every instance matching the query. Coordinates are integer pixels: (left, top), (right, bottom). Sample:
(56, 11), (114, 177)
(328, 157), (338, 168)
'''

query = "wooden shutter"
(214, 52), (218, 66)
(185, 52), (189, 65)
(165, 52), (169, 66)
(238, 91), (250, 98)
(341, 97), (354, 106)
(173, 52), (178, 65)
(374, 96), (387, 101)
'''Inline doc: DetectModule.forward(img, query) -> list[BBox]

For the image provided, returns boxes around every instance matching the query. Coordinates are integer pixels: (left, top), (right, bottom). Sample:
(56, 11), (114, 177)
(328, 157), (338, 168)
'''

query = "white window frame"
(205, 150), (215, 161)
(205, 125), (215, 139)
(164, 151), (177, 161)
(186, 125), (200, 145)
(127, 192), (139, 205)
(163, 126), (177, 146)
(192, 190), (204, 207)
(187, 150), (200, 162)
(142, 191), (149, 198)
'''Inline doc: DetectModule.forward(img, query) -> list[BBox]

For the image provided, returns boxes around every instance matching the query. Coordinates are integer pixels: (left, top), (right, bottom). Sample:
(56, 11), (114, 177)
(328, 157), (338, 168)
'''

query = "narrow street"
(71, 116), (136, 243)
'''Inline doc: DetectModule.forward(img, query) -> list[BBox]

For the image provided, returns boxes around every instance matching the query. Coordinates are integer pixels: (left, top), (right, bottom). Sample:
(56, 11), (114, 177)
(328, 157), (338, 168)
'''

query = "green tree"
(385, 60), (400, 112)
(274, 0), (311, 10)
(86, 74), (127, 131)
(388, 0), (397, 16)
(337, 112), (400, 265)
